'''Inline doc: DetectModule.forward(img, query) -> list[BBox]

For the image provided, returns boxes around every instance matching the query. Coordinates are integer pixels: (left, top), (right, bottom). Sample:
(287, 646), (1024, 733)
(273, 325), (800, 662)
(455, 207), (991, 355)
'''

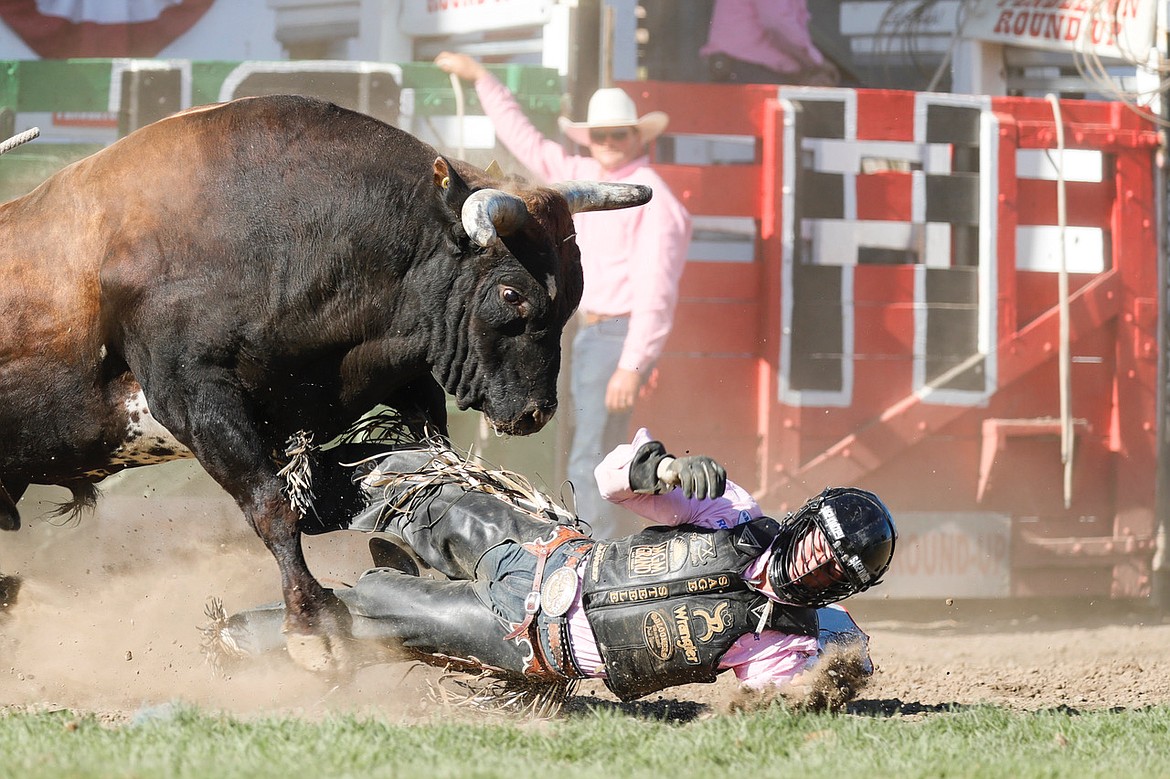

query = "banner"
(399, 0), (553, 36)
(963, 0), (1157, 59)
(0, 0), (214, 57)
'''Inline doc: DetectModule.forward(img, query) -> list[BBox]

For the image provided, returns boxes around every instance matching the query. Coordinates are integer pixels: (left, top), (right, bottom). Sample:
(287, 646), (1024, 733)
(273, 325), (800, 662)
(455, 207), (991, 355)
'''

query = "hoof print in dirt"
(285, 632), (353, 676)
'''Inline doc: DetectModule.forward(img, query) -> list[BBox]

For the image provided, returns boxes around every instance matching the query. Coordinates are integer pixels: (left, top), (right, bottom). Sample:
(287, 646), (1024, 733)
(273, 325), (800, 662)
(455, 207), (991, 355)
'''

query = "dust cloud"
(4, 461), (1170, 720)
(0, 462), (434, 720)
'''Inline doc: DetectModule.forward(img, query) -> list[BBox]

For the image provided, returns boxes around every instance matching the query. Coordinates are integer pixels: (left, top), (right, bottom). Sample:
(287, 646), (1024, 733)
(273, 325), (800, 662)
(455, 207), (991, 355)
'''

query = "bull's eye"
(501, 287), (524, 307)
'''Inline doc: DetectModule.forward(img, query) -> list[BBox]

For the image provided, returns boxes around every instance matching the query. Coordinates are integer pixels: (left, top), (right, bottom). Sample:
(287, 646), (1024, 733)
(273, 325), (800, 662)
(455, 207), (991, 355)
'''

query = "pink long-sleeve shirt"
(562, 428), (820, 690)
(701, 0), (825, 75)
(474, 74), (692, 374)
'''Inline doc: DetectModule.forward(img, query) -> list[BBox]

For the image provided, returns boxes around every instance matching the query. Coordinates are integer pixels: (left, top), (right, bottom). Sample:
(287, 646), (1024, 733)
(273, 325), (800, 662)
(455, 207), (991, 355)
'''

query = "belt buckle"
(523, 590), (541, 615)
(540, 566), (579, 617)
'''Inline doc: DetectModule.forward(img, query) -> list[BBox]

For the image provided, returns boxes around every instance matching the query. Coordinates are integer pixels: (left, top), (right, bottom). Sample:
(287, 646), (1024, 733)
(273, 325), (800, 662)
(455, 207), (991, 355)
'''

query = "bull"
(0, 95), (650, 670)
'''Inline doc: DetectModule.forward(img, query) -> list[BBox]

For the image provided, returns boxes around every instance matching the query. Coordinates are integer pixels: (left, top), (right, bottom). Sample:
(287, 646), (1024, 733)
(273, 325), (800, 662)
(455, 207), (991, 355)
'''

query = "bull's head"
(430, 157), (651, 436)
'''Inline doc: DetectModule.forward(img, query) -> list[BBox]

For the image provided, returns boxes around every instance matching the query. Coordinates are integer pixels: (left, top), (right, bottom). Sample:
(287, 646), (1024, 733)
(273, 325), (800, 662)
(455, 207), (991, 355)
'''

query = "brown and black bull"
(0, 95), (650, 670)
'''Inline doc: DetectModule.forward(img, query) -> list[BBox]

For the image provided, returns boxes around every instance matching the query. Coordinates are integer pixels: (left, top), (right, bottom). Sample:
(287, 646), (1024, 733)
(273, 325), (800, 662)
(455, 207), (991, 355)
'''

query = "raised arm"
(435, 51), (598, 183)
(594, 427), (762, 527)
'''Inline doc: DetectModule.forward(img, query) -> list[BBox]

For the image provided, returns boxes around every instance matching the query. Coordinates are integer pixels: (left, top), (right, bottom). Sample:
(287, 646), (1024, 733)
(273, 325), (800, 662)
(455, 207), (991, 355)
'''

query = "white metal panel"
(1016, 225), (1107, 273)
(1017, 148), (1104, 183)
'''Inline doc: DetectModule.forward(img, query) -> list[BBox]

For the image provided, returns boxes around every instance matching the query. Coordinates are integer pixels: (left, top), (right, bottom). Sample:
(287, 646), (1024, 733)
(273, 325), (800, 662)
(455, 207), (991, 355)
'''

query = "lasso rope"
(0, 127), (39, 156)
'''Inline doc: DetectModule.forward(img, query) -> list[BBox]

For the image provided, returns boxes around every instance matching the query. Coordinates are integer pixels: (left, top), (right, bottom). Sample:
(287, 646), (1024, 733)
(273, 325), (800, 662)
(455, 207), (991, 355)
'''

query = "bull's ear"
(434, 156), (472, 212)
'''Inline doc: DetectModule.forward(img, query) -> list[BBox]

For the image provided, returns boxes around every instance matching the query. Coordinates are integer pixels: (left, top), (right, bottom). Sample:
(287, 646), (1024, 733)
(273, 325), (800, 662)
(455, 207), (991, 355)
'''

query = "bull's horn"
(461, 188), (529, 247)
(552, 182), (653, 214)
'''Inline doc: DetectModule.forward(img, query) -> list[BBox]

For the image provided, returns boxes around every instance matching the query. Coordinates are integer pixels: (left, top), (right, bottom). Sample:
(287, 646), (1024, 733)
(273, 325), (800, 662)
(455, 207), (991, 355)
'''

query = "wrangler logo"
(693, 602), (732, 642)
(630, 542), (670, 577)
(673, 605), (701, 664)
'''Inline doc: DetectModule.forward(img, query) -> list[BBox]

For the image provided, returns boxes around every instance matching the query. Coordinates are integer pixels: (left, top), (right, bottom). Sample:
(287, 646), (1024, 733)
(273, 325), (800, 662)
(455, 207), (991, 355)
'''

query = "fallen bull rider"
(207, 428), (897, 711)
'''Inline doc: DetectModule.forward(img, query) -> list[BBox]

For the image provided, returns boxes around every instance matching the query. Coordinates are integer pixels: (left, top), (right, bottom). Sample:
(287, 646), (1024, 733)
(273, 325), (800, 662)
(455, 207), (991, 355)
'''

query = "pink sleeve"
(474, 74), (597, 183)
(594, 427), (762, 527)
(617, 169), (692, 373)
(719, 631), (819, 690)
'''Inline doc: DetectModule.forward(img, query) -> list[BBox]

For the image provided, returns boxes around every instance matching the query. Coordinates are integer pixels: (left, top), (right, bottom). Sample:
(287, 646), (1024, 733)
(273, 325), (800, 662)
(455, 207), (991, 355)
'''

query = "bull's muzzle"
(491, 400), (556, 437)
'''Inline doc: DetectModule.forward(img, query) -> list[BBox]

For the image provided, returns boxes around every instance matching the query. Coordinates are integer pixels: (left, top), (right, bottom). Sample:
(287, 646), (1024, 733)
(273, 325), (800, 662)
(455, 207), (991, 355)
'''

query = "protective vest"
(580, 518), (818, 701)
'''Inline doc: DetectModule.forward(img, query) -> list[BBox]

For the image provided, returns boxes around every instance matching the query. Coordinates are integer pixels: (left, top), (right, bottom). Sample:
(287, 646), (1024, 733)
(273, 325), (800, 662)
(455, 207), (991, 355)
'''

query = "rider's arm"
(594, 427), (763, 527)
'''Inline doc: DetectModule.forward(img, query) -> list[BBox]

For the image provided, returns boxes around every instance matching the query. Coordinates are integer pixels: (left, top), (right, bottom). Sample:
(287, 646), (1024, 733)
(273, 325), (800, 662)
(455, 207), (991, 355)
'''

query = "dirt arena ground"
(3, 467), (1169, 722)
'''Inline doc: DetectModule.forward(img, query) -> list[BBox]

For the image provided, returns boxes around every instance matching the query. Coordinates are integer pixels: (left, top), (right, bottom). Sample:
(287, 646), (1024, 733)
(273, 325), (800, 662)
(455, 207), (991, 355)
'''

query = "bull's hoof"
(0, 503), (20, 532)
(285, 631), (354, 675)
(0, 574), (21, 610)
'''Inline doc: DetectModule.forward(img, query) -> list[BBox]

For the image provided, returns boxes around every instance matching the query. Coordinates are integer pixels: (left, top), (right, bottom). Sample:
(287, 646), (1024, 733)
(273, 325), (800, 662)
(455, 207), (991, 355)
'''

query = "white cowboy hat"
(558, 87), (669, 147)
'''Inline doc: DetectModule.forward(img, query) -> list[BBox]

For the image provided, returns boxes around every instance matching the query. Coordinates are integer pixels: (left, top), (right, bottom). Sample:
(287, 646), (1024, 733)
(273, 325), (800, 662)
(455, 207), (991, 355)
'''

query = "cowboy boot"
(341, 568), (535, 674)
(213, 571), (534, 676)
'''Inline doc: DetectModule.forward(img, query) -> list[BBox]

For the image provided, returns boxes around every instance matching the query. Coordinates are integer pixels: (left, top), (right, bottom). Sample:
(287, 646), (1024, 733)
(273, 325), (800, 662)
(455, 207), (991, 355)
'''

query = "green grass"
(2, 703), (1169, 778)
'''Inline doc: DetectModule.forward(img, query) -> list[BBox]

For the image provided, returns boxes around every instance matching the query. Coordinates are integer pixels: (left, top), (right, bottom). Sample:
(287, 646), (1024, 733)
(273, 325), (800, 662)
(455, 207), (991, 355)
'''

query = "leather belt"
(503, 524), (590, 641)
(582, 311), (629, 327)
(533, 546), (591, 680)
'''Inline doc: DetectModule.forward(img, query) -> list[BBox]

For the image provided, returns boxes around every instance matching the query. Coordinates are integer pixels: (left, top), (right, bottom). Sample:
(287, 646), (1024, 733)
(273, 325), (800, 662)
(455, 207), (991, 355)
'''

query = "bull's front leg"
(142, 376), (353, 674)
(243, 480), (354, 674)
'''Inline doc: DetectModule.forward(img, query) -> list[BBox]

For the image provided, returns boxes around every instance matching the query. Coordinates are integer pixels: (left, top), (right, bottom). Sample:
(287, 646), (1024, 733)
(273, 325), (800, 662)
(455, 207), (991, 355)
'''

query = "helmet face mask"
(766, 487), (897, 608)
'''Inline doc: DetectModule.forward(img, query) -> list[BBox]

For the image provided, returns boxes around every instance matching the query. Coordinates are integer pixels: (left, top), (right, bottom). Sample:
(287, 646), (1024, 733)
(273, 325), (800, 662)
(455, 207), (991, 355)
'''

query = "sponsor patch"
(673, 605), (701, 664)
(605, 584), (670, 605)
(688, 534), (717, 566)
(590, 541), (609, 581)
(668, 537), (689, 570)
(820, 503), (845, 540)
(685, 574), (732, 594)
(643, 610), (674, 661)
(630, 541), (670, 577)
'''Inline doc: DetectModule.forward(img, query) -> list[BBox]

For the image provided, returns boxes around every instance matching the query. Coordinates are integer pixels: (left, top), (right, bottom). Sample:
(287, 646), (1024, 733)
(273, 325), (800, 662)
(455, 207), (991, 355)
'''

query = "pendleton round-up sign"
(963, 0), (1157, 59)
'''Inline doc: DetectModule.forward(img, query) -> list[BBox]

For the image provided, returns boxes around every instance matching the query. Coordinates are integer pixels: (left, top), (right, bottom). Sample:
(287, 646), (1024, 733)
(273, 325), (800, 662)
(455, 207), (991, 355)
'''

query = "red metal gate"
(623, 81), (1161, 599)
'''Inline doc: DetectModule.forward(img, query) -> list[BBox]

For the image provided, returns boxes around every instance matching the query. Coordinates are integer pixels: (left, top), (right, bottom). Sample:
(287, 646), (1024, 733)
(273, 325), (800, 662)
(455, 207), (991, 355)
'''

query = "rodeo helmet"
(766, 487), (897, 608)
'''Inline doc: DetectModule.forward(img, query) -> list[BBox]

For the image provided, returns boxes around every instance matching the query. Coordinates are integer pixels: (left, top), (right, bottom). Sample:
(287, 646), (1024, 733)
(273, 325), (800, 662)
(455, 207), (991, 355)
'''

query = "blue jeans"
(567, 319), (632, 539)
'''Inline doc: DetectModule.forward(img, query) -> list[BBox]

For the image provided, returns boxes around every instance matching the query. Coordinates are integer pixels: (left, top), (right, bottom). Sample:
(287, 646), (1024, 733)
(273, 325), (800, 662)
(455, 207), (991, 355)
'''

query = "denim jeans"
(476, 538), (591, 623)
(567, 318), (631, 539)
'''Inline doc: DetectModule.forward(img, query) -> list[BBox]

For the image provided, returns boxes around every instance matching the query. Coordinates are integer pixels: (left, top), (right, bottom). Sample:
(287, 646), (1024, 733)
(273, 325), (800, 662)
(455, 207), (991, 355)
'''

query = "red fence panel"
(624, 81), (1161, 599)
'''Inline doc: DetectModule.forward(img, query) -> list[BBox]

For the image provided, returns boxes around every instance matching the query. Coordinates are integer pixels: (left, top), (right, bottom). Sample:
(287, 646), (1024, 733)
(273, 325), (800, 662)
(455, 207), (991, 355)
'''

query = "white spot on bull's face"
(108, 390), (192, 468)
